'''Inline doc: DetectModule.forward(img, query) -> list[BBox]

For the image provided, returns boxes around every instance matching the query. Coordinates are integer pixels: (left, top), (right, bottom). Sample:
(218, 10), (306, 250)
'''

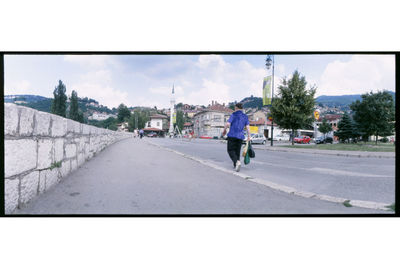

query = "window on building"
(157, 122), (160, 126)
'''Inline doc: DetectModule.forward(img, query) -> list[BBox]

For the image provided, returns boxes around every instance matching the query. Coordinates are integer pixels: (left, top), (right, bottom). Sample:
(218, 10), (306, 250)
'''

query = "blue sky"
(4, 54), (395, 109)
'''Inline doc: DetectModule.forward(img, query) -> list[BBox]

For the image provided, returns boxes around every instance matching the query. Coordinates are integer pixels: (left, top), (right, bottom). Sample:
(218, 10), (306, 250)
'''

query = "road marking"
(145, 141), (393, 212)
(308, 167), (387, 178)
(252, 160), (389, 178)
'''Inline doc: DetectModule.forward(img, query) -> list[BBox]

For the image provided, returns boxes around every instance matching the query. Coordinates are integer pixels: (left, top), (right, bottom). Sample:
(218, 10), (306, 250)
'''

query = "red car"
(294, 135), (311, 144)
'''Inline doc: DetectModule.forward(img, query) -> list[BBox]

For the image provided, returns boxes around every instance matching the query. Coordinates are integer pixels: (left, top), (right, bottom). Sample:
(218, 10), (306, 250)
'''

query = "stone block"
(54, 139), (64, 162)
(20, 171), (40, 205)
(4, 103), (19, 136)
(65, 143), (77, 158)
(19, 106), (35, 136)
(71, 158), (78, 172)
(67, 119), (81, 134)
(5, 139), (37, 178)
(33, 111), (51, 136)
(51, 115), (67, 137)
(5, 178), (19, 214)
(82, 124), (91, 134)
(38, 170), (47, 194)
(44, 168), (60, 191)
(60, 160), (71, 178)
(37, 139), (53, 169)
(77, 153), (85, 167)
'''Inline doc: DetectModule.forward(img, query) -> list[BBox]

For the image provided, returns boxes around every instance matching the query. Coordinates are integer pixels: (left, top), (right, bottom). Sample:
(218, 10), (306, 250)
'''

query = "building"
(183, 122), (194, 135)
(117, 122), (129, 132)
(143, 114), (169, 136)
(314, 114), (342, 139)
(88, 112), (117, 121)
(193, 101), (233, 138)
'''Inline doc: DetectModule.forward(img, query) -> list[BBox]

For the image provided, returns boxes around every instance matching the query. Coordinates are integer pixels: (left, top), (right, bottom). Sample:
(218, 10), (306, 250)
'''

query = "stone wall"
(4, 103), (133, 214)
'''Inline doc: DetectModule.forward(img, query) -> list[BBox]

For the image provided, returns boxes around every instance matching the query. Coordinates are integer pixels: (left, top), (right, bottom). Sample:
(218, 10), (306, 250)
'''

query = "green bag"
(244, 149), (250, 165)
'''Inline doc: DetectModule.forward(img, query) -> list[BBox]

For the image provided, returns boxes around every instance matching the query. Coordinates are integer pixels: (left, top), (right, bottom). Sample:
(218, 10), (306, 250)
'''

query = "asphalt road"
(14, 137), (393, 214)
(147, 138), (396, 204)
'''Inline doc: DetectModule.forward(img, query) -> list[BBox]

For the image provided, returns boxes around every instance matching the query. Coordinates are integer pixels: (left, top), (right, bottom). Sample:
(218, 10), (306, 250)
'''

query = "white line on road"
(251, 160), (389, 178)
(145, 141), (393, 212)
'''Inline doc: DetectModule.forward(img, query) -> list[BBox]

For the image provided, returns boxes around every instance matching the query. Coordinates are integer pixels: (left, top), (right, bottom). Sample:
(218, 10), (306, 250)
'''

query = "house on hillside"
(193, 101), (233, 138)
(117, 122), (129, 132)
(143, 114), (169, 136)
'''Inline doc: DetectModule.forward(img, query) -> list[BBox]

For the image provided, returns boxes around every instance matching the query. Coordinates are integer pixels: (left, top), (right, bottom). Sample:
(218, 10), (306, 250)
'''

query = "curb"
(146, 141), (393, 212)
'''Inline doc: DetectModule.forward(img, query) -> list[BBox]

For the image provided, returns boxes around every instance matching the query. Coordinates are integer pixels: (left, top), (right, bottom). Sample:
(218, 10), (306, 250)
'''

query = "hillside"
(227, 91), (396, 110)
(4, 94), (114, 115)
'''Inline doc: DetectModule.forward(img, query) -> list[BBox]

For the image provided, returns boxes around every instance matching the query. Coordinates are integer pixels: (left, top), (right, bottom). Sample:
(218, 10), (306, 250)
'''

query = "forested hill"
(316, 91), (395, 107)
(229, 91), (396, 110)
(4, 94), (114, 115)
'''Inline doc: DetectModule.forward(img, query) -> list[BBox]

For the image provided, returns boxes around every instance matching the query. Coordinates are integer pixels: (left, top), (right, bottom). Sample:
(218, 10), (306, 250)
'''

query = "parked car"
(294, 135), (311, 144)
(147, 132), (157, 137)
(243, 133), (266, 144)
(275, 134), (290, 141)
(314, 136), (333, 144)
(250, 133), (267, 144)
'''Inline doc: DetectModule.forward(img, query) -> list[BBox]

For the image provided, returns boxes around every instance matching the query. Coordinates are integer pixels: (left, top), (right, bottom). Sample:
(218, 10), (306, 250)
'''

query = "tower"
(168, 84), (175, 136)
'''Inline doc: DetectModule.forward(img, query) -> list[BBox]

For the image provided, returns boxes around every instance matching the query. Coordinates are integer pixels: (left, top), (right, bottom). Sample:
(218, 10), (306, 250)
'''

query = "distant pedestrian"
(139, 129), (144, 139)
(222, 103), (251, 172)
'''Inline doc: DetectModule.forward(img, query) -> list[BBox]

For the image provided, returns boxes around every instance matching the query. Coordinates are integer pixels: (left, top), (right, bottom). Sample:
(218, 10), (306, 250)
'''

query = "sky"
(4, 54), (395, 109)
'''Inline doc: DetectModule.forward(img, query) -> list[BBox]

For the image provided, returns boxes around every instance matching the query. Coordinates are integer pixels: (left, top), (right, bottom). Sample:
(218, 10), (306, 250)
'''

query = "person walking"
(221, 103), (251, 172)
(139, 129), (144, 139)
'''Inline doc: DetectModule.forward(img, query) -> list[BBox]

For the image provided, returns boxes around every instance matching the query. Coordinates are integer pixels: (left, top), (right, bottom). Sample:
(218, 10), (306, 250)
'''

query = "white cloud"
(70, 81), (130, 109)
(4, 80), (31, 94)
(70, 68), (130, 108)
(184, 79), (231, 105)
(318, 55), (395, 96)
(149, 85), (184, 96)
(64, 55), (119, 69)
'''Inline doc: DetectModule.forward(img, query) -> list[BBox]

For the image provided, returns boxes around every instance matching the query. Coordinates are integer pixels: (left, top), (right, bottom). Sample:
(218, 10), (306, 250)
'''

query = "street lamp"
(265, 55), (275, 146)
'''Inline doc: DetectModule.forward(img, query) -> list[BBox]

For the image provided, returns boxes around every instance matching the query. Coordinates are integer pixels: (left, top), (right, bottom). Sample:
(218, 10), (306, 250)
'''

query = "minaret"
(168, 84), (175, 136)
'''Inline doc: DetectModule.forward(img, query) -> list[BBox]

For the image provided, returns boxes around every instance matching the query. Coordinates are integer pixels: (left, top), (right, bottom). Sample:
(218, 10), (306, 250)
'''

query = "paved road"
(146, 138), (395, 204)
(15, 137), (392, 214)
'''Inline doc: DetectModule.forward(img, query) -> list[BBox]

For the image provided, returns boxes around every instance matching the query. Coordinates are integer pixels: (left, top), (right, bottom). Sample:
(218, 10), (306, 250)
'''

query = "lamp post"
(265, 55), (274, 146)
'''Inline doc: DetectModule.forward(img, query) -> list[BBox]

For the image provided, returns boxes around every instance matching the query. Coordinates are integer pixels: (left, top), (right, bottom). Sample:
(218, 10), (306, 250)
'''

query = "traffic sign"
(314, 111), (320, 120)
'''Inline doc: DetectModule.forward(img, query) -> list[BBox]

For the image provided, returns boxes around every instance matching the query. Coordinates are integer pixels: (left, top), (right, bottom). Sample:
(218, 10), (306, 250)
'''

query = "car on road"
(294, 135), (311, 144)
(314, 136), (333, 144)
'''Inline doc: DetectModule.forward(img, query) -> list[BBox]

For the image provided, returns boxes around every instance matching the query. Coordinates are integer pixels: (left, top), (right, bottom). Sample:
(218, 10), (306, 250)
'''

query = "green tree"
(69, 90), (80, 121)
(350, 91), (395, 144)
(318, 118), (332, 139)
(335, 112), (355, 143)
(175, 110), (184, 131)
(270, 70), (316, 145)
(51, 80), (68, 117)
(117, 103), (131, 122)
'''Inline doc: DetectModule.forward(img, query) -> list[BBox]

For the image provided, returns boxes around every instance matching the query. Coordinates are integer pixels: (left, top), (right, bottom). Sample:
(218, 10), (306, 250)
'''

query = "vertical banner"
(263, 76), (272, 106)
(173, 112), (176, 124)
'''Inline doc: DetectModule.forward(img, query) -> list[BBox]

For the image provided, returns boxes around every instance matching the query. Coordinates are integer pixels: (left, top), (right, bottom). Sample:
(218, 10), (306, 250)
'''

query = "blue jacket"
(227, 110), (249, 140)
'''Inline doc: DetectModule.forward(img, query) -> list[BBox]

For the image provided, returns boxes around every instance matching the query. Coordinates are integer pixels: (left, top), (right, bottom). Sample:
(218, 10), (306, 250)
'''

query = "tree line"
(269, 71), (395, 145)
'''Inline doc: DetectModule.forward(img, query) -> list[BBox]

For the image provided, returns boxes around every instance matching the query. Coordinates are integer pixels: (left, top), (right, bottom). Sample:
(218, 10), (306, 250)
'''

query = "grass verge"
(280, 143), (395, 152)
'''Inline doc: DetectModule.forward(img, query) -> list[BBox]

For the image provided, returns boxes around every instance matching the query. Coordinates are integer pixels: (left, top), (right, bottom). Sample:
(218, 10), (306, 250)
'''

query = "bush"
(379, 137), (389, 143)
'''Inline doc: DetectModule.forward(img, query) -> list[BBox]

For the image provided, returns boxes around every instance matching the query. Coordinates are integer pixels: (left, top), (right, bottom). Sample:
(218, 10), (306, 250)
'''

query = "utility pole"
(265, 55), (275, 146)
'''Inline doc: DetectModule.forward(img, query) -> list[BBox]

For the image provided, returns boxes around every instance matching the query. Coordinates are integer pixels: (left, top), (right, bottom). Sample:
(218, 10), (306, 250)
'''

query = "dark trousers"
(227, 137), (243, 166)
